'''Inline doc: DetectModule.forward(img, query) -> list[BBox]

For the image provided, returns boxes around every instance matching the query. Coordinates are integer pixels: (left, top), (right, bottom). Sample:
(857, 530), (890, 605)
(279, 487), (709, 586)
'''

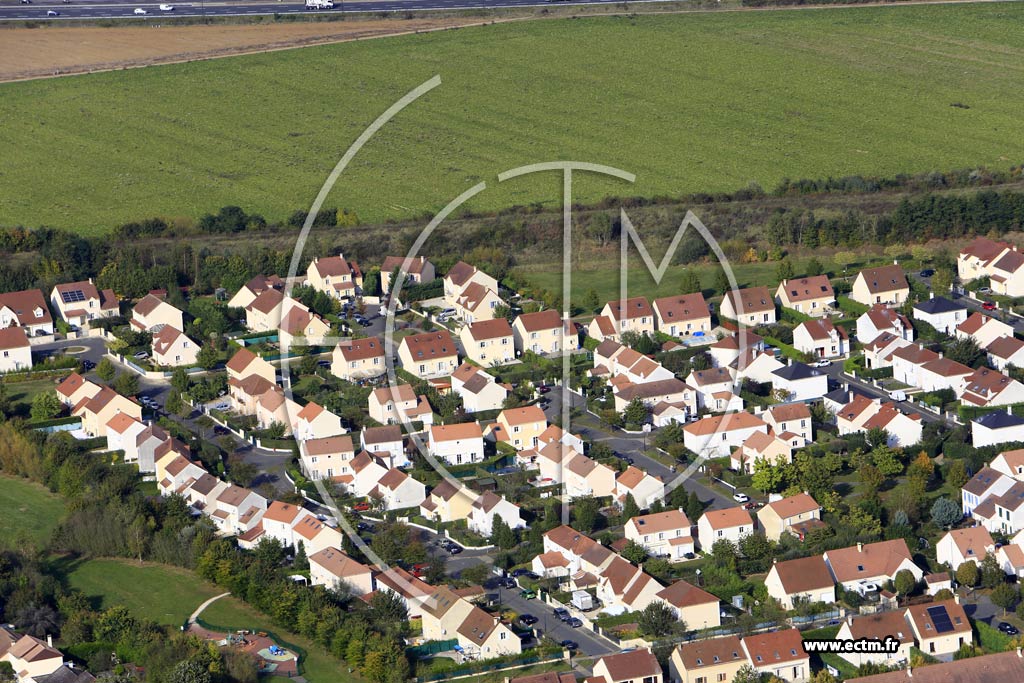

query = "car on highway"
(983, 301), (997, 310)
(518, 614), (538, 626)
(732, 492), (750, 503)
(560, 640), (579, 651)
(919, 269), (935, 278)
(811, 359), (831, 368)
(21, 0), (32, 4)
(159, 3), (174, 8)
(133, 7), (147, 13)
(519, 589), (536, 600)
(998, 622), (1020, 635)
(46, 9), (59, 14)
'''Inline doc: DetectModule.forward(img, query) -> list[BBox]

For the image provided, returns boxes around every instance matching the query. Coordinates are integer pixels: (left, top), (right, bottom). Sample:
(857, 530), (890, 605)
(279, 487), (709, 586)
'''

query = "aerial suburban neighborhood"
(1, 1), (1022, 683)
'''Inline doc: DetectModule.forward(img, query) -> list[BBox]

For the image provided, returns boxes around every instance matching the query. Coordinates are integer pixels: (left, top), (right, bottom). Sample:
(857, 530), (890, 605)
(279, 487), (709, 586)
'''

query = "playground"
(189, 623), (300, 678)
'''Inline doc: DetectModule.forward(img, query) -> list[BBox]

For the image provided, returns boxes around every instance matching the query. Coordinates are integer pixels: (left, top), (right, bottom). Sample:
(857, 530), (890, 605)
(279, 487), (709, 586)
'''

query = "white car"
(46, 9), (59, 15)
(133, 7), (147, 13)
(732, 493), (750, 504)
(811, 359), (831, 368)
(889, 389), (908, 402)
(159, 3), (173, 8)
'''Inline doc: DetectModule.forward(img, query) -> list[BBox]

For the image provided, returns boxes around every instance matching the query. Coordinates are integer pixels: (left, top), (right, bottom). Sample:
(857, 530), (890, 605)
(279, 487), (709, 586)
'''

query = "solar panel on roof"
(927, 605), (954, 634)
(61, 289), (86, 304)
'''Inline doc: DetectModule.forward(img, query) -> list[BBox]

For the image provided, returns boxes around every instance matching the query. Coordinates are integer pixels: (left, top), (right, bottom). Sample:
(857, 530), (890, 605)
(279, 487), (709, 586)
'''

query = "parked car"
(567, 617), (583, 628)
(134, 351), (149, 359)
(980, 287), (993, 294)
(213, 425), (230, 436)
(350, 502), (371, 512)
(889, 390), (908, 402)
(500, 577), (516, 589)
(519, 589), (536, 600)
(732, 492), (750, 503)
(919, 269), (935, 278)
(999, 622), (1020, 635)
(81, 360), (96, 371)
(553, 608), (570, 621)
(317, 359), (330, 368)
(447, 545), (462, 555)
(511, 568), (530, 577)
(811, 359), (831, 368)
(983, 300), (997, 311)
(536, 385), (551, 394)
(519, 614), (538, 626)
(560, 640), (579, 651)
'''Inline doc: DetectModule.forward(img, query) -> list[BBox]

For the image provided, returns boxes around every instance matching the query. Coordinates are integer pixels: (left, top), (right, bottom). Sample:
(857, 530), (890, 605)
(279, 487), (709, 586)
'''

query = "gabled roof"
(905, 599), (971, 637)
(723, 286), (774, 314)
(975, 410), (1024, 430)
(615, 378), (691, 402)
(310, 255), (352, 278)
(0, 326), (30, 350)
(226, 348), (260, 375)
(500, 405), (546, 426)
(767, 402), (812, 424)
(777, 275), (834, 303)
(604, 297), (653, 321)
(987, 335), (1024, 360)
(769, 555), (833, 595)
(915, 296), (966, 315)
(616, 465), (651, 490)
(430, 422), (483, 442)
(824, 539), (915, 583)
(772, 362), (824, 382)
(685, 411), (766, 436)
(309, 546), (371, 578)
(857, 265), (908, 294)
(247, 288), (284, 314)
(133, 293), (169, 317)
(464, 318), (513, 341)
(304, 435), (354, 456)
(674, 635), (745, 670)
(797, 318), (847, 342)
(689, 367), (733, 387)
(516, 309), (565, 332)
(363, 424), (402, 444)
(865, 304), (911, 331)
(845, 610), (913, 644)
(944, 526), (994, 561)
(0, 289), (52, 326)
(700, 506), (751, 530)
(263, 500), (305, 524)
(381, 255), (430, 275)
(653, 293), (710, 322)
(656, 579), (716, 608)
(742, 628), (806, 666)
(595, 648), (661, 681)
(763, 493), (819, 519)
(445, 261), (481, 287)
(401, 330), (458, 359)
(153, 326), (195, 356)
(993, 248), (1024, 274)
(627, 509), (691, 535)
(844, 650), (1024, 683)
(963, 466), (1011, 496)
(371, 384), (417, 405)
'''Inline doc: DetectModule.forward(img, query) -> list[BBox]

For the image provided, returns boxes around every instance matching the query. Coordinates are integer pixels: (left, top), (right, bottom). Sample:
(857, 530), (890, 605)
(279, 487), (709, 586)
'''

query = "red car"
(982, 301), (996, 311)
(351, 502), (371, 512)
(412, 562), (431, 571)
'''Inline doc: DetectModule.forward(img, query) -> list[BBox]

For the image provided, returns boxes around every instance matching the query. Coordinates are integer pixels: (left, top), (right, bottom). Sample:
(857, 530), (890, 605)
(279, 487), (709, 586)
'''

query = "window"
(502, 338), (509, 345)
(695, 677), (706, 683)
(373, 357), (380, 365)
(419, 364), (426, 373)
(717, 530), (723, 538)
(717, 675), (727, 682)
(499, 631), (506, 640)
(480, 342), (486, 348)
(311, 457), (318, 464)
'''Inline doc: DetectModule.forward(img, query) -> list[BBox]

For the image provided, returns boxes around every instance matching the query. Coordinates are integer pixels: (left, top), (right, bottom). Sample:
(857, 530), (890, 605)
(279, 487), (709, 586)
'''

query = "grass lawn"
(3, 378), (61, 419)
(1, 3), (1023, 233)
(198, 597), (348, 683)
(0, 475), (66, 549)
(61, 557), (224, 626)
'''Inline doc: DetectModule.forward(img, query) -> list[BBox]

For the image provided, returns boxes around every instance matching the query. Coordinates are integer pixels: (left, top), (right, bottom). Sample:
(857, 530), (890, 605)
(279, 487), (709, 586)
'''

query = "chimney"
(893, 259), (899, 266)
(788, 357), (793, 366)
(1009, 406), (1014, 416)
(907, 666), (912, 678)
(773, 558), (777, 565)
(930, 292), (934, 299)
(954, 594), (961, 605)
(47, 635), (53, 647)
(939, 351), (944, 360)
(847, 615), (854, 626)
(1017, 647), (1022, 658)
(857, 542), (864, 553)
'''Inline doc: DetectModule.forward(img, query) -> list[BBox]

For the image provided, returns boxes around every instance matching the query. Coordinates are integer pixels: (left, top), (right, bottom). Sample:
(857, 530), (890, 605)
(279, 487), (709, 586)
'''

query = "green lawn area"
(62, 558), (224, 626)
(198, 597), (348, 683)
(1, 3), (1023, 233)
(3, 378), (61, 419)
(60, 558), (349, 683)
(0, 475), (66, 549)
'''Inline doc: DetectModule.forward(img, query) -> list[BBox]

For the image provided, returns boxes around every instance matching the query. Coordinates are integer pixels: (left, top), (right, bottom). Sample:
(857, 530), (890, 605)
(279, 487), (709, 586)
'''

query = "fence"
(415, 654), (566, 683)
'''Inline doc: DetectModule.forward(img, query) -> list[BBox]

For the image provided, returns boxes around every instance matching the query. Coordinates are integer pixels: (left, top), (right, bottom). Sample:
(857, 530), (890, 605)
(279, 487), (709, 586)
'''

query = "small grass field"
(59, 558), (349, 683)
(0, 475), (66, 549)
(1, 3), (1023, 233)
(3, 378), (61, 419)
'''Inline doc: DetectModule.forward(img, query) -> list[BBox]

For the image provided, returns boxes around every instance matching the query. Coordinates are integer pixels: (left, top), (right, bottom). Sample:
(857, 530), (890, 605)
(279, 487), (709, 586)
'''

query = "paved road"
(499, 587), (617, 657)
(544, 386), (736, 511)
(0, 0), (671, 21)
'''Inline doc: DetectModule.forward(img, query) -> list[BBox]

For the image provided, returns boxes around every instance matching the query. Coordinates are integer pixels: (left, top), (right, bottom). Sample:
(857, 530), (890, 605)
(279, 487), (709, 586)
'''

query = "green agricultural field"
(1, 3), (1024, 233)
(0, 474), (66, 548)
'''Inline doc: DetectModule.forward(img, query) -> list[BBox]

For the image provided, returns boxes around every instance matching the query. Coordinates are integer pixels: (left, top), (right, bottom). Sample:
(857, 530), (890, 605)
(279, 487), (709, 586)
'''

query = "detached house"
(697, 506), (753, 550)
(227, 274), (284, 309)
(151, 326), (200, 367)
(862, 331), (914, 370)
(973, 409), (1024, 448)
(306, 255), (360, 300)
(494, 406), (547, 450)
(684, 412), (768, 458)
(624, 509), (694, 559)
(764, 402), (813, 443)
(905, 599), (973, 658)
(956, 312), (1014, 349)
(293, 401), (345, 441)
(420, 479), (475, 523)
(741, 628), (809, 683)
(73, 386), (142, 437)
(961, 465), (1016, 516)
(959, 237), (1013, 282)
(450, 362), (508, 413)
(260, 500), (315, 548)
(614, 466), (665, 510)
(453, 282), (504, 324)
(361, 425), (406, 465)
(589, 649), (662, 683)
(990, 449), (1024, 481)
(0, 327), (31, 373)
(598, 297), (656, 338)
(309, 547), (374, 596)
(243, 288), (285, 332)
(56, 372), (101, 408)
(428, 422), (484, 465)
(443, 261), (499, 306)
(51, 279), (118, 326)
(459, 318), (514, 366)
(0, 626), (66, 683)
(771, 361), (828, 402)
(468, 491), (525, 536)
(822, 539), (923, 593)
(368, 384), (432, 426)
(936, 526), (995, 572)
(670, 635), (747, 683)
(850, 264), (910, 306)
(0, 288), (54, 343)
(299, 435), (355, 482)
(398, 330), (459, 379)
(960, 367), (1024, 408)
(757, 493), (822, 542)
(986, 335), (1024, 372)
(836, 611), (914, 670)
(512, 309), (575, 355)
(226, 347), (276, 385)
(331, 337), (385, 381)
(765, 555), (835, 610)
(380, 255), (435, 294)
(720, 286), (776, 326)
(987, 247), (1024, 298)
(730, 430), (796, 474)
(368, 468), (426, 511)
(653, 293), (712, 338)
(421, 586), (520, 661)
(857, 304), (914, 344)
(278, 304), (330, 348)
(913, 295), (968, 335)
(655, 580), (720, 629)
(686, 366), (741, 412)
(130, 294), (185, 333)
(793, 319), (849, 359)
(775, 275), (835, 317)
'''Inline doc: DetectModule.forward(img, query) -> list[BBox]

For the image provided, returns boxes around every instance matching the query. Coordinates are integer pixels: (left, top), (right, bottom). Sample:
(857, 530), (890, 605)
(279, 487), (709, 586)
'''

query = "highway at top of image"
(0, 0), (670, 21)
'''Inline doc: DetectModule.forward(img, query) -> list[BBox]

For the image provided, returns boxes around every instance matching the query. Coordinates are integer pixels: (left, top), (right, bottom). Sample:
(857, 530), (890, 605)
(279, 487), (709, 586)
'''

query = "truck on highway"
(305, 0), (334, 8)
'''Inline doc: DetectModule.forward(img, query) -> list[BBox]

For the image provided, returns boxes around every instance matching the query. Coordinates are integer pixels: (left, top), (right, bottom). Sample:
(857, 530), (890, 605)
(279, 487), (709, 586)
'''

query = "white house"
(856, 304), (913, 344)
(684, 412), (769, 458)
(973, 409), (1024, 448)
(450, 362), (507, 413)
(771, 361), (828, 402)
(468, 491), (525, 537)
(765, 555), (835, 610)
(697, 506), (754, 551)
(936, 526), (995, 572)
(961, 466), (1016, 516)
(151, 326), (200, 367)
(957, 312), (1015, 349)
(822, 539), (923, 592)
(0, 327), (32, 373)
(428, 422), (484, 465)
(0, 288), (54, 343)
(793, 319), (849, 359)
(986, 335), (1024, 372)
(624, 509), (694, 560)
(960, 368), (1024, 408)
(913, 295), (968, 335)
(720, 286), (776, 326)
(775, 275), (835, 317)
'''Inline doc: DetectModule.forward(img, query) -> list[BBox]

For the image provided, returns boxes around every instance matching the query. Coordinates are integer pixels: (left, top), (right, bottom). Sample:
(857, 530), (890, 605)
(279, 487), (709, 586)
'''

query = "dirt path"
(0, 16), (504, 82)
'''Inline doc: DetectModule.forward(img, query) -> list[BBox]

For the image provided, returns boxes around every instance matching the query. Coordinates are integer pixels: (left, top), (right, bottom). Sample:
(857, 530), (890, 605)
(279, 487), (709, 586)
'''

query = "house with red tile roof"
(741, 628), (809, 682)
(468, 490), (524, 536)
(697, 506), (753, 551)
(670, 635), (747, 683)
(589, 648), (662, 683)
(730, 429), (797, 474)
(151, 326), (200, 367)
(823, 539), (923, 592)
(653, 293), (711, 338)
(956, 311), (1014, 349)
(775, 275), (835, 317)
(309, 546), (374, 595)
(453, 281), (504, 324)
(512, 309), (576, 355)
(0, 625), (66, 682)
(835, 610), (914, 670)
(765, 555), (835, 610)
(130, 293), (185, 333)
(227, 274), (284, 310)
(598, 297), (655, 338)
(428, 421), (484, 465)
(959, 367), (1024, 408)
(380, 256), (435, 294)
(986, 335), (1024, 372)
(459, 318), (514, 365)
(655, 580), (719, 628)
(368, 384), (433, 426)
(0, 288), (54, 342)
(851, 264), (909, 306)
(793, 318), (849, 359)
(72, 386), (142, 437)
(306, 254), (361, 300)
(857, 304), (914, 344)
(757, 493), (822, 542)
(614, 466), (664, 510)
(331, 336), (385, 381)
(624, 509), (693, 559)
(398, 330), (459, 380)
(243, 288), (285, 332)
(443, 261), (498, 305)
(225, 347), (276, 384)
(50, 279), (118, 326)
(937, 526), (994, 572)
(0, 327), (31, 373)
(683, 411), (769, 458)
(299, 435), (355, 483)
(720, 286), (776, 326)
